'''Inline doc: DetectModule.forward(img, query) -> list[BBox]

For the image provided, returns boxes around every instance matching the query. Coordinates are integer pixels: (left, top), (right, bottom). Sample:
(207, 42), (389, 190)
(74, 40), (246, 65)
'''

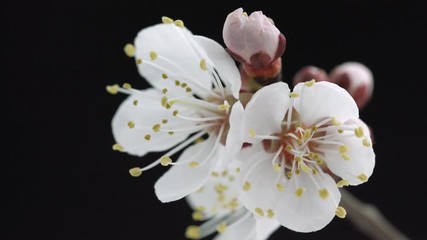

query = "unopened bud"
(223, 8), (286, 68)
(329, 62), (374, 109)
(292, 66), (329, 87)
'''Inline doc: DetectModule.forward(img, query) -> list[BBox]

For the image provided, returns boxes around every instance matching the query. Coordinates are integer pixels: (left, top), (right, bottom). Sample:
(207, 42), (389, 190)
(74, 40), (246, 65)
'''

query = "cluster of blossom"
(107, 7), (375, 240)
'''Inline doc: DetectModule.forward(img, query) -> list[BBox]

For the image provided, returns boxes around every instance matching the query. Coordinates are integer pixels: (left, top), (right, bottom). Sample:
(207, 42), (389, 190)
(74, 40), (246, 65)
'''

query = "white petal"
(224, 101), (245, 163)
(154, 137), (218, 202)
(321, 121), (375, 185)
(214, 214), (256, 240)
(242, 82), (290, 143)
(195, 36), (242, 98)
(293, 81), (358, 127)
(275, 171), (340, 232)
(239, 150), (280, 212)
(134, 23), (212, 98)
(111, 88), (191, 156)
(254, 218), (281, 240)
(186, 160), (241, 219)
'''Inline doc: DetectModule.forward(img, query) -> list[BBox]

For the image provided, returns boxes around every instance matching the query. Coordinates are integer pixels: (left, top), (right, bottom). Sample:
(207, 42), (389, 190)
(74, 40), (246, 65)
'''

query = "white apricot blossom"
(108, 17), (244, 203)
(236, 80), (375, 232)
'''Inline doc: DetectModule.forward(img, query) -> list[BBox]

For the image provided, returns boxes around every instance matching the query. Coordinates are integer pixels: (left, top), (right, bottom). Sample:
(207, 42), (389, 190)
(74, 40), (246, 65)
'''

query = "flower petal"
(214, 214), (256, 240)
(321, 120), (375, 185)
(242, 82), (290, 143)
(195, 36), (241, 98)
(154, 136), (218, 202)
(254, 218), (281, 240)
(223, 101), (245, 164)
(293, 81), (358, 127)
(275, 171), (340, 232)
(111, 88), (191, 156)
(134, 23), (212, 98)
(238, 148), (280, 213)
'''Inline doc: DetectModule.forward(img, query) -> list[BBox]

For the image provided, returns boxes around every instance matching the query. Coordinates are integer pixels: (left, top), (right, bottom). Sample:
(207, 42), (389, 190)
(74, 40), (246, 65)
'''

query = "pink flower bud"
(292, 65), (329, 87)
(223, 8), (286, 68)
(329, 62), (374, 109)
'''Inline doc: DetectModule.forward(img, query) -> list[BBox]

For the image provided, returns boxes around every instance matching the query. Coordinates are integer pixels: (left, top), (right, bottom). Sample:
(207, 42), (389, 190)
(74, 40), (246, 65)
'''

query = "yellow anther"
(337, 179), (350, 188)
(312, 168), (318, 175)
(211, 171), (219, 177)
(242, 11), (248, 17)
(336, 206), (347, 218)
(267, 209), (275, 218)
(303, 129), (312, 139)
(216, 222), (227, 234)
(152, 124), (161, 132)
(289, 92), (299, 98)
(135, 58), (142, 64)
(339, 145), (349, 153)
(160, 156), (172, 166)
(304, 79), (316, 87)
(106, 84), (119, 94)
(235, 167), (240, 173)
(221, 170), (228, 177)
(243, 181), (251, 192)
(174, 19), (184, 27)
(218, 103), (230, 111)
(144, 134), (151, 140)
(295, 187), (306, 197)
(296, 139), (303, 145)
(331, 117), (341, 126)
(354, 127), (364, 138)
(161, 73), (168, 79)
(249, 129), (256, 138)
(122, 83), (132, 89)
(276, 183), (284, 192)
(319, 188), (330, 199)
(129, 167), (142, 177)
(185, 225), (201, 239)
(162, 88), (168, 94)
(132, 99), (138, 106)
(175, 80), (180, 86)
(311, 125), (318, 132)
(173, 110), (179, 116)
(112, 143), (124, 152)
(189, 161), (199, 168)
(127, 121), (135, 129)
(357, 173), (369, 182)
(161, 16), (174, 24)
(160, 96), (168, 107)
(337, 129), (344, 134)
(228, 199), (239, 209)
(186, 87), (192, 93)
(123, 43), (135, 57)
(308, 152), (316, 159)
(180, 82), (187, 88)
(255, 208), (264, 217)
(341, 153), (350, 161)
(285, 145), (293, 151)
(168, 131), (174, 135)
(192, 211), (204, 221)
(200, 59), (207, 71)
(362, 137), (372, 147)
(294, 156), (302, 162)
(273, 163), (281, 172)
(149, 51), (158, 60)
(162, 119), (168, 124)
(286, 171), (293, 178)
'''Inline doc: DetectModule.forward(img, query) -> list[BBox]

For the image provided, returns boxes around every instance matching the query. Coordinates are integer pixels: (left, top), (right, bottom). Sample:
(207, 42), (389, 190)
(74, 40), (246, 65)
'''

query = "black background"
(3, 0), (427, 239)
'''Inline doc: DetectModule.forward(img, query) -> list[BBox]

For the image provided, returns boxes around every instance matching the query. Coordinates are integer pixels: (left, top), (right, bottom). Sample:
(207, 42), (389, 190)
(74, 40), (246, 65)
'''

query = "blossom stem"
(340, 189), (410, 240)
